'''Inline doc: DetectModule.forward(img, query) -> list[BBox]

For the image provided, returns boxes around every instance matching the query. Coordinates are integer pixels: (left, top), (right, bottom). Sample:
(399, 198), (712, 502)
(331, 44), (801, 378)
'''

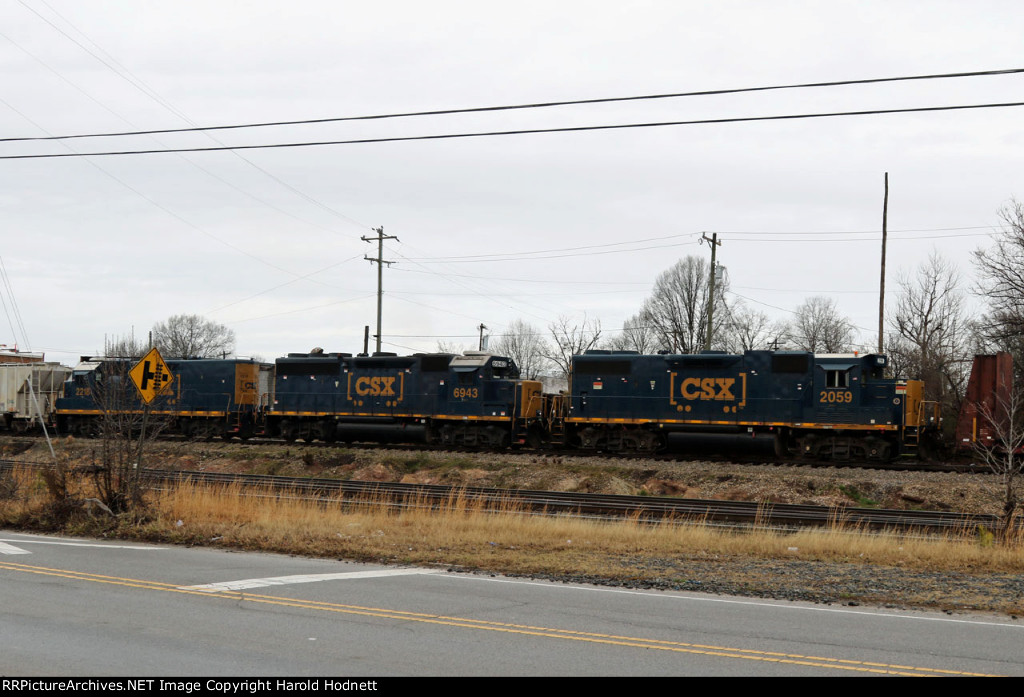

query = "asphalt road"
(2, 530), (1021, 677)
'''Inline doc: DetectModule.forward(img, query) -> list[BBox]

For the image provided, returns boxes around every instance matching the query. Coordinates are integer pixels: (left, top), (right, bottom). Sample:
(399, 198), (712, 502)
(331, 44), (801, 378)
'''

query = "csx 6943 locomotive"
(266, 350), (545, 447)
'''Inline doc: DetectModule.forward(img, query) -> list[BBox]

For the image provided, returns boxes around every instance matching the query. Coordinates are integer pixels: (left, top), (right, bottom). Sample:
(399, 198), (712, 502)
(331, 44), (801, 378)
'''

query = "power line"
(4, 100), (1024, 160)
(392, 268), (649, 285)
(723, 231), (995, 242)
(708, 225), (994, 235)
(4, 67), (1022, 144)
(398, 232), (693, 261)
(383, 226), (992, 267)
(12, 0), (370, 234)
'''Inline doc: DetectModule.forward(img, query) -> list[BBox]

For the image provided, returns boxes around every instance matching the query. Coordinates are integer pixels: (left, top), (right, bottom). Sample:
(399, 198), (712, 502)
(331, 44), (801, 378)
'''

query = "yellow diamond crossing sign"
(130, 348), (174, 404)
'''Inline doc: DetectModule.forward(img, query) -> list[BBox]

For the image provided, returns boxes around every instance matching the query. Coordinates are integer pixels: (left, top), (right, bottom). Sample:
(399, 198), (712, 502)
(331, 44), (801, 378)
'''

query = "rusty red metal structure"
(955, 352), (1014, 449)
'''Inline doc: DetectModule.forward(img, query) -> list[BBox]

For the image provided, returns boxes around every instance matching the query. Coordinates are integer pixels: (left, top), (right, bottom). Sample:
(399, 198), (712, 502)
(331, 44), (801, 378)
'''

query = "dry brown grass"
(139, 477), (1024, 575)
(3, 466), (1023, 581)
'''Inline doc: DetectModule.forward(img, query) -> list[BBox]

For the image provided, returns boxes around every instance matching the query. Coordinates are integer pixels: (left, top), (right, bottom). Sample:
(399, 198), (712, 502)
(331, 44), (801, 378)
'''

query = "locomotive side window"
(574, 360), (631, 375)
(772, 354), (809, 373)
(420, 355), (452, 372)
(826, 370), (850, 388)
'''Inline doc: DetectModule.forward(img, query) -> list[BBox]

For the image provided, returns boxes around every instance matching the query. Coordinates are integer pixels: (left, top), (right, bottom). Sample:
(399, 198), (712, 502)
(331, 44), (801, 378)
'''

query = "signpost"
(129, 348), (174, 470)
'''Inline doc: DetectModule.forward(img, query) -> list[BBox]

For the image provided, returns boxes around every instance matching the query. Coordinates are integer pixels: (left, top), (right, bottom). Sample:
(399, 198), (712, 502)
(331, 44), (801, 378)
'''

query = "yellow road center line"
(0, 561), (999, 676)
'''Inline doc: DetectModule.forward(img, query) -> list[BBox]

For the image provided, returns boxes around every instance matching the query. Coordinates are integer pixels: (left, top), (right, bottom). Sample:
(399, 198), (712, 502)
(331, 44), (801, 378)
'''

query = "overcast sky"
(1, 0), (1021, 366)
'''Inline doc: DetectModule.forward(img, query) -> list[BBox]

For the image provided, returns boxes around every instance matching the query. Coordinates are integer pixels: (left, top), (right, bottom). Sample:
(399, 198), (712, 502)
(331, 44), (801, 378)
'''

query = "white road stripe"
(0, 541), (31, 555)
(448, 575), (1024, 629)
(0, 538), (163, 550)
(180, 568), (441, 592)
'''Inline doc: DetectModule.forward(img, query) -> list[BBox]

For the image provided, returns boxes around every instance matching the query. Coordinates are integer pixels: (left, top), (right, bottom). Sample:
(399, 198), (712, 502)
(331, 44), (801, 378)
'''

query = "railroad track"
(134, 434), (987, 474)
(0, 432), (986, 473)
(2, 460), (1003, 533)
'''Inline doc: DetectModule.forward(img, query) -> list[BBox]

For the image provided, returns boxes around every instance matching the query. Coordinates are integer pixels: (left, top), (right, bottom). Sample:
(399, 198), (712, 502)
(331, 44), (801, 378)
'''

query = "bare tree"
(435, 340), (468, 355)
(719, 302), (788, 353)
(640, 256), (729, 353)
(972, 385), (1024, 537)
(152, 314), (235, 359)
(102, 333), (147, 359)
(544, 314), (602, 380)
(883, 331), (917, 381)
(787, 296), (855, 353)
(973, 199), (1024, 384)
(889, 251), (971, 425)
(491, 319), (551, 379)
(603, 313), (661, 354)
(73, 360), (175, 516)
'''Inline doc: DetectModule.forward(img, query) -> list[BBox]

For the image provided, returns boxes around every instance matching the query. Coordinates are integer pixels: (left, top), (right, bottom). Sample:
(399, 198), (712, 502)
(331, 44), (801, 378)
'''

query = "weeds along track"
(1, 460), (1003, 533)
(140, 434), (986, 474)
(0, 429), (984, 473)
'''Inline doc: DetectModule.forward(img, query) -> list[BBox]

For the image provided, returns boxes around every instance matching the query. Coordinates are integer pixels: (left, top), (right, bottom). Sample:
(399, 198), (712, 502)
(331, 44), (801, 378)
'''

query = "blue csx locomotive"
(266, 350), (545, 447)
(55, 356), (272, 439)
(566, 349), (933, 460)
(55, 348), (935, 460)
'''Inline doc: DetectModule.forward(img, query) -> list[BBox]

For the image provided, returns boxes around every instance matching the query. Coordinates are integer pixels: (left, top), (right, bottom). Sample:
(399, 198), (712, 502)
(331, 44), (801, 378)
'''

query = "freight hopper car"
(56, 357), (272, 439)
(566, 350), (936, 460)
(0, 361), (72, 432)
(267, 350), (545, 447)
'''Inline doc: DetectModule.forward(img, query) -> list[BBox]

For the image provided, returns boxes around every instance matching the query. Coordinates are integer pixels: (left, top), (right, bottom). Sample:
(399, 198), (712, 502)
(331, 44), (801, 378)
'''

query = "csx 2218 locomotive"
(56, 357), (272, 439)
(567, 349), (935, 459)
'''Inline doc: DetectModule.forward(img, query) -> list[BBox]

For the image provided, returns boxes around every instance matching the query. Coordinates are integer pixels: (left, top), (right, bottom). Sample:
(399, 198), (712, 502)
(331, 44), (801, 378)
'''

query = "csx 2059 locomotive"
(565, 349), (935, 459)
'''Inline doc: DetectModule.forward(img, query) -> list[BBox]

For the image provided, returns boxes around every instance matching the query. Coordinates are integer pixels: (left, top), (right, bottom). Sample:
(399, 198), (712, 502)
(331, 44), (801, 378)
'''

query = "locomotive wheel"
(632, 430), (660, 453)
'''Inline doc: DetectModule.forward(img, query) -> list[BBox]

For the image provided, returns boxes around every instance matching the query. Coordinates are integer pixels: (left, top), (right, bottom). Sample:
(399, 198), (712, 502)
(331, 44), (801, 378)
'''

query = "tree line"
(104, 314), (236, 360)
(485, 200), (1024, 424)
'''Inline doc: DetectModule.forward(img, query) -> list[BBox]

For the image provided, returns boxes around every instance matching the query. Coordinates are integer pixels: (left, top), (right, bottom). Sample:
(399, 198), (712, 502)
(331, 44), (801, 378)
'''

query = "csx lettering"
(354, 376), (397, 396)
(680, 377), (735, 401)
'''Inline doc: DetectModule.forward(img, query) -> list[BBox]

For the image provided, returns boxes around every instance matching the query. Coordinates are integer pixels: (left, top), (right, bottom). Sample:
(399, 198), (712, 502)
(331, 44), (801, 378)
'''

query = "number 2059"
(819, 390), (852, 404)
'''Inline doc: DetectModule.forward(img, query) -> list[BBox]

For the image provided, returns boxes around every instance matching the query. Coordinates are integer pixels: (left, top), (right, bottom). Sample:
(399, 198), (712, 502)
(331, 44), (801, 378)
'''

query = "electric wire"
(0, 258), (27, 350)
(13, 0), (370, 235)
(0, 32), (351, 284)
(4, 67), (1022, 143)
(4, 101), (1024, 160)
(0, 259), (31, 349)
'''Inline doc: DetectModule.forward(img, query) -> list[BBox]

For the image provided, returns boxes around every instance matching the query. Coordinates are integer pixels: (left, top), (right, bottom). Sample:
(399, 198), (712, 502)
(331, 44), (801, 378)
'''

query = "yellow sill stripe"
(565, 417), (897, 431)
(272, 411), (510, 422)
(57, 409), (231, 418)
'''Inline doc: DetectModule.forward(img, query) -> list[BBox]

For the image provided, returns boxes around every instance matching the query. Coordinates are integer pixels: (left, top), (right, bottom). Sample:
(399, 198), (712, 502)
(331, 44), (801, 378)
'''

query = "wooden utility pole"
(702, 232), (721, 351)
(878, 173), (888, 354)
(362, 226), (398, 354)
(478, 324), (487, 351)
